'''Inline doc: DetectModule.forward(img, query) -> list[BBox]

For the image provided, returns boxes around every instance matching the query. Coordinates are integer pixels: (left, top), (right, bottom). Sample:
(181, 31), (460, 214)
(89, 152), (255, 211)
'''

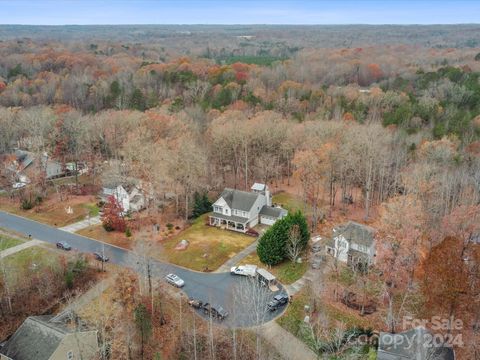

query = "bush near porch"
(160, 214), (256, 271)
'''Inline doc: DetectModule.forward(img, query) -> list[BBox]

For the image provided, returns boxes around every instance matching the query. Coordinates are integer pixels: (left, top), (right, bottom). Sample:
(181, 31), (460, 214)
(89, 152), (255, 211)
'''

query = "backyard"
(272, 191), (312, 216)
(160, 214), (256, 271)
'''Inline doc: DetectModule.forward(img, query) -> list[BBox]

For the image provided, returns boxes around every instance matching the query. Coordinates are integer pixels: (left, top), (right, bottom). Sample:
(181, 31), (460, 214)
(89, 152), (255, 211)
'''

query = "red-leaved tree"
(102, 195), (126, 232)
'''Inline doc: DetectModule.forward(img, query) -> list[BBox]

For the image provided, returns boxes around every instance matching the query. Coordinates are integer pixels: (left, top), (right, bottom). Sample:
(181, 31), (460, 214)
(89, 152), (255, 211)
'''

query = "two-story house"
(101, 180), (146, 213)
(209, 183), (287, 233)
(325, 221), (376, 266)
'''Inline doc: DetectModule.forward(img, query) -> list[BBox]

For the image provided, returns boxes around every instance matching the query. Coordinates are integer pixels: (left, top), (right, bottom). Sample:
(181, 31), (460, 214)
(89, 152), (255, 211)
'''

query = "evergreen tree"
(192, 191), (212, 218)
(134, 303), (152, 360)
(129, 88), (147, 111)
(257, 210), (310, 266)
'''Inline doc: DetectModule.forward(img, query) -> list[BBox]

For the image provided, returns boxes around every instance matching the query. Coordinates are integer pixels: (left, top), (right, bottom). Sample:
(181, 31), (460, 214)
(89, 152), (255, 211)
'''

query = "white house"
(209, 183), (287, 233)
(325, 221), (376, 266)
(101, 181), (146, 213)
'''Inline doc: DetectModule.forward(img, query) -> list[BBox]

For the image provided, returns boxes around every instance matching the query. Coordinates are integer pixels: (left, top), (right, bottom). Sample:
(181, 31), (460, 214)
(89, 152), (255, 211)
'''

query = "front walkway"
(259, 321), (316, 360)
(59, 215), (101, 233)
(215, 239), (258, 273)
(0, 239), (43, 259)
(284, 268), (316, 295)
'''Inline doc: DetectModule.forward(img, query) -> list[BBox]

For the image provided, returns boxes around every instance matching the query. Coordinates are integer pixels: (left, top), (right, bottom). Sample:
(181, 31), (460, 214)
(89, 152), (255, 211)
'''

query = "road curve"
(0, 210), (286, 327)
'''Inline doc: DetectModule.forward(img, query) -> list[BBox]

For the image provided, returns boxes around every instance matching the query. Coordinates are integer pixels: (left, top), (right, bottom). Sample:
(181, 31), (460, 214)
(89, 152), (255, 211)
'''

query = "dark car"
(267, 293), (289, 311)
(202, 303), (228, 320)
(56, 241), (72, 251)
(188, 298), (204, 309)
(93, 252), (109, 262)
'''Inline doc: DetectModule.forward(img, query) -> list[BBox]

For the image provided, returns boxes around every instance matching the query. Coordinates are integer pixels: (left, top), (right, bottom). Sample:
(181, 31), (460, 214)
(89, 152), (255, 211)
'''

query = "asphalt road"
(0, 211), (286, 327)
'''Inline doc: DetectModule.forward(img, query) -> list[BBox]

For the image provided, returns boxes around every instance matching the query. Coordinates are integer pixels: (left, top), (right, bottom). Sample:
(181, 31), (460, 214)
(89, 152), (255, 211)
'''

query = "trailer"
(257, 268), (278, 290)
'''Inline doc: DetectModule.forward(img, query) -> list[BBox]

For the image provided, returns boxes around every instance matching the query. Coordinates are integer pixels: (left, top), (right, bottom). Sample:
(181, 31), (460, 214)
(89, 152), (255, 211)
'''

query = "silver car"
(165, 273), (185, 288)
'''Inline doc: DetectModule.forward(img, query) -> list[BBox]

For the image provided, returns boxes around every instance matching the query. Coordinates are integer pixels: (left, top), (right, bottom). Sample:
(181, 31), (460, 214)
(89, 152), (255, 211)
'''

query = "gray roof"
(251, 183), (266, 191)
(334, 221), (375, 247)
(378, 327), (455, 360)
(1, 316), (67, 360)
(220, 188), (260, 212)
(259, 205), (287, 218)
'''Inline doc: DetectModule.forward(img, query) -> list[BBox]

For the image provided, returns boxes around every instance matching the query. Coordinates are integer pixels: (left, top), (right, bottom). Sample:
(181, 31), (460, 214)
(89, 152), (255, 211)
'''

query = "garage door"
(260, 216), (275, 226)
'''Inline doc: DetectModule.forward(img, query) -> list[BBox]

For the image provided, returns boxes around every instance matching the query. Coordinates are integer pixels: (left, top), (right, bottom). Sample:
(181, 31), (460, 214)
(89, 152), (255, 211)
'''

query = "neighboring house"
(325, 221), (376, 266)
(101, 180), (146, 213)
(0, 314), (98, 360)
(378, 327), (455, 360)
(7, 150), (66, 185)
(209, 183), (287, 233)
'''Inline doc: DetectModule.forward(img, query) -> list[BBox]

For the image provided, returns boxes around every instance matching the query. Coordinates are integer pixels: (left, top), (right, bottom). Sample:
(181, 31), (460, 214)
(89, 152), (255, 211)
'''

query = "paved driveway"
(0, 211), (285, 327)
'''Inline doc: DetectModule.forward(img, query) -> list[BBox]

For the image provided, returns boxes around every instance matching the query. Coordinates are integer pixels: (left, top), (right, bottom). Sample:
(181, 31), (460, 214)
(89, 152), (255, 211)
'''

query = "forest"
(0, 25), (479, 359)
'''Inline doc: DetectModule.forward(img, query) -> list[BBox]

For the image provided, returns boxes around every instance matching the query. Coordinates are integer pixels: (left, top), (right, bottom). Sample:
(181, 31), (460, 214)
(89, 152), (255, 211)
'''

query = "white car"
(230, 264), (257, 277)
(165, 273), (185, 287)
(12, 182), (26, 189)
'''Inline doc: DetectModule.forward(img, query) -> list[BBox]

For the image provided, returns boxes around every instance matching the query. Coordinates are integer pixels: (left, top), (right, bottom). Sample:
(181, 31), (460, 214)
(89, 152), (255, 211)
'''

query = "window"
(67, 351), (74, 360)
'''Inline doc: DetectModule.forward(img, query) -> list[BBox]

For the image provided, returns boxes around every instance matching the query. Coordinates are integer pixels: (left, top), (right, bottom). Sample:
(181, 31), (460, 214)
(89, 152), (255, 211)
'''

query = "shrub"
(21, 198), (33, 210)
(166, 223), (174, 230)
(125, 228), (132, 237)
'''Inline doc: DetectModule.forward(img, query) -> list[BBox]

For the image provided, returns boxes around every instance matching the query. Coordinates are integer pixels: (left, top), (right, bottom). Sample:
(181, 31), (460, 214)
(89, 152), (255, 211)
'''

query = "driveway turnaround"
(0, 210), (286, 327)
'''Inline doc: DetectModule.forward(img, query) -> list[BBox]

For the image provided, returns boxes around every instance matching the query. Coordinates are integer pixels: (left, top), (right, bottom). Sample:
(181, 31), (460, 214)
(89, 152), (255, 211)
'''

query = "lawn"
(0, 195), (98, 227)
(160, 214), (256, 271)
(77, 224), (132, 249)
(2, 247), (61, 286)
(0, 234), (23, 251)
(276, 288), (311, 343)
(273, 191), (312, 215)
(238, 251), (308, 285)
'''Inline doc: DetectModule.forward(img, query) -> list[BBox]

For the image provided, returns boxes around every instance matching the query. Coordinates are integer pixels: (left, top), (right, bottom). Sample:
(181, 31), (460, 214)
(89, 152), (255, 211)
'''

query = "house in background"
(7, 150), (66, 187)
(378, 327), (455, 360)
(0, 314), (98, 360)
(325, 221), (376, 267)
(209, 183), (287, 233)
(101, 180), (146, 213)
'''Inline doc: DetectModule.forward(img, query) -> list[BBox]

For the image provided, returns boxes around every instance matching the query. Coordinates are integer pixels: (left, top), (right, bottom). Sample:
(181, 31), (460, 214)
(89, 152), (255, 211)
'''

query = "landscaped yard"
(238, 251), (308, 285)
(0, 195), (98, 227)
(160, 214), (256, 271)
(0, 234), (23, 251)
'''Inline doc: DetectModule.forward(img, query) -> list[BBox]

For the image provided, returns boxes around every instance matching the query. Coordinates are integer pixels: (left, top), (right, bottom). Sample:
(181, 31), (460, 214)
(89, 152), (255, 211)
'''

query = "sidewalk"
(59, 215), (101, 233)
(0, 239), (43, 259)
(215, 239), (258, 273)
(284, 268), (316, 295)
(259, 321), (316, 360)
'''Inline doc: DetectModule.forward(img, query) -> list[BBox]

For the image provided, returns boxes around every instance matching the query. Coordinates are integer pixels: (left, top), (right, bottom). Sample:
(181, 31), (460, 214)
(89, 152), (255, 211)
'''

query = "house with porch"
(209, 183), (287, 233)
(325, 221), (376, 267)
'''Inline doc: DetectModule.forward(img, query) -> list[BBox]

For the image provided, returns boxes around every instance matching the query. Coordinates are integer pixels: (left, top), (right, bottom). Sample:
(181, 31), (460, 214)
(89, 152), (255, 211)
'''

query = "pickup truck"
(230, 264), (257, 277)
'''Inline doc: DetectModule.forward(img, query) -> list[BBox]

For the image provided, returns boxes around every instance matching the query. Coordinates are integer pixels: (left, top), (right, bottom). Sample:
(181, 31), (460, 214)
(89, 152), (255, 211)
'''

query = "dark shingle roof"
(334, 221), (375, 247)
(220, 188), (260, 212)
(259, 205), (287, 218)
(1, 316), (66, 360)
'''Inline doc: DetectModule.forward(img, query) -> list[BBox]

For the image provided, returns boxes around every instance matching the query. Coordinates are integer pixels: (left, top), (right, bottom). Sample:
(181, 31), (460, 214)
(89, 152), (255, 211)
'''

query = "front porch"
(209, 215), (248, 233)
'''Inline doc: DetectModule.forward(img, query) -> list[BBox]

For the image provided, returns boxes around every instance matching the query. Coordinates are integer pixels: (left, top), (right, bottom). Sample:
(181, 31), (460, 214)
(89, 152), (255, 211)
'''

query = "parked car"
(93, 252), (109, 262)
(202, 303), (228, 320)
(56, 241), (72, 251)
(267, 293), (289, 311)
(12, 182), (26, 189)
(165, 273), (185, 288)
(230, 264), (257, 277)
(188, 298), (204, 309)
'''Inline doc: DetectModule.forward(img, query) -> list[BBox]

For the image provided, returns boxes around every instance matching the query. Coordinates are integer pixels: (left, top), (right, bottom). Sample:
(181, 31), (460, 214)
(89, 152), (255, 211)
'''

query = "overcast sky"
(0, 0), (479, 25)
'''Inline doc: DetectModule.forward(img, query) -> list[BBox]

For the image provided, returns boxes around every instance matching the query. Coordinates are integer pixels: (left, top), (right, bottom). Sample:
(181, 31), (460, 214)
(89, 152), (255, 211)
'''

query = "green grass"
(83, 203), (100, 217)
(273, 191), (312, 215)
(238, 251), (308, 285)
(276, 288), (310, 343)
(2, 247), (61, 286)
(0, 234), (23, 251)
(161, 214), (256, 271)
